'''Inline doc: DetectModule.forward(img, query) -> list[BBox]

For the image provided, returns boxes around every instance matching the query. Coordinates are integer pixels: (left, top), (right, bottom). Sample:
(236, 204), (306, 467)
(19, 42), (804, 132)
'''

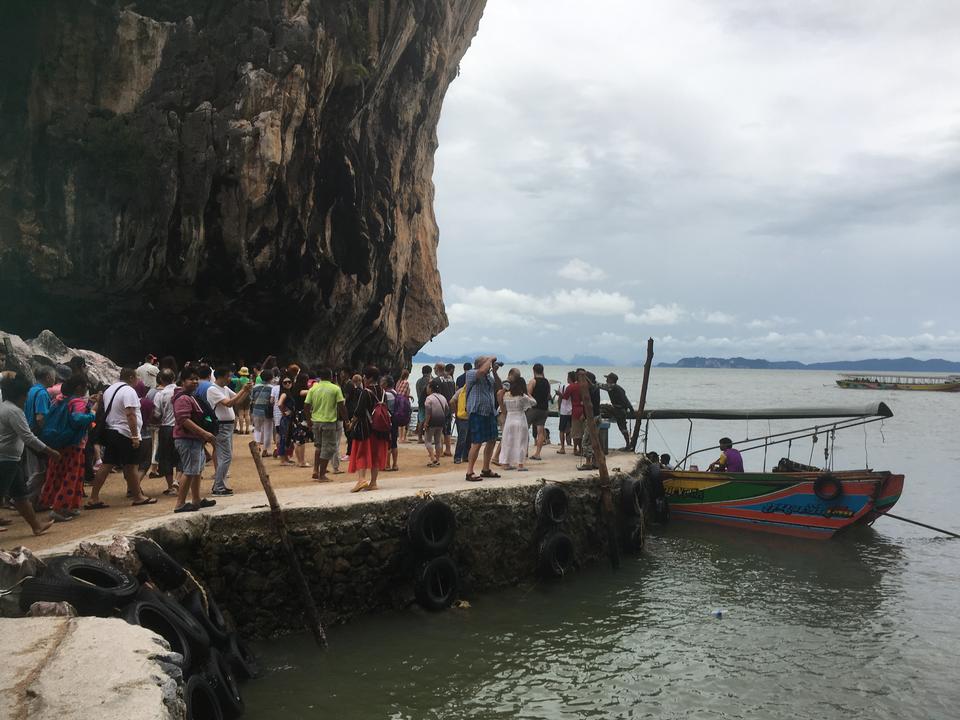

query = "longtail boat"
(635, 403), (903, 540)
(836, 373), (960, 392)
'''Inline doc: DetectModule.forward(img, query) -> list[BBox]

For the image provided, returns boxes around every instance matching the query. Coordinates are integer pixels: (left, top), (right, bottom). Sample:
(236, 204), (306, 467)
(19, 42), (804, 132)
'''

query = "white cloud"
(557, 258), (607, 282)
(625, 303), (687, 325)
(702, 311), (737, 325)
(747, 315), (799, 329)
(593, 331), (633, 345)
(446, 285), (633, 329)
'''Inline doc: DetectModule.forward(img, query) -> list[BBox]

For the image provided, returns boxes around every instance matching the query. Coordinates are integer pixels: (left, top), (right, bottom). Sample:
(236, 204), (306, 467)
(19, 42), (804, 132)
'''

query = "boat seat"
(773, 457), (820, 473)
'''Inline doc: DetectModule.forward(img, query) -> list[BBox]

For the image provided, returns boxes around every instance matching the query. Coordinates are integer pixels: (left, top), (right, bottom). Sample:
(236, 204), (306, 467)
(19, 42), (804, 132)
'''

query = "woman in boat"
(708, 437), (744, 472)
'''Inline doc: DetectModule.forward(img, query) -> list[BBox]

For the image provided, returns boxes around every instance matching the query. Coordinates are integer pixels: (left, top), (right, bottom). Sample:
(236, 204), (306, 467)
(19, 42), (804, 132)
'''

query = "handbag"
(88, 383), (126, 445)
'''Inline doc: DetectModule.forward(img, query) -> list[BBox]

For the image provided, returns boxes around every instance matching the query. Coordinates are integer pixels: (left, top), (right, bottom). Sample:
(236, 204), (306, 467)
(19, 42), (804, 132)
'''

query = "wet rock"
(1, 330), (119, 387)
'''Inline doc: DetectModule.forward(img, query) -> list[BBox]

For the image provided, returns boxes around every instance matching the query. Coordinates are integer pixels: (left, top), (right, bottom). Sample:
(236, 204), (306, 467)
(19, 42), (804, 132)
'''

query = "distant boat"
(634, 403), (903, 540)
(836, 373), (960, 392)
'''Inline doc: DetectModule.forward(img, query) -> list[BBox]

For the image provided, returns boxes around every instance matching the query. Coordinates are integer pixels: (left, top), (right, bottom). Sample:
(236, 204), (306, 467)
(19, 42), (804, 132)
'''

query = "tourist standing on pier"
(251, 370), (275, 458)
(87, 367), (155, 508)
(207, 366), (251, 496)
(464, 356), (502, 482)
(136, 354), (159, 389)
(304, 368), (346, 483)
(0, 375), (57, 535)
(153, 368), (180, 495)
(451, 382), (470, 464)
(423, 379), (449, 467)
(526, 364), (550, 461)
(277, 376), (296, 464)
(560, 374), (584, 456)
(348, 367), (389, 492)
(381, 375), (402, 472)
(172, 367), (216, 513)
(456, 362), (472, 389)
(415, 365), (432, 443)
(599, 373), (634, 450)
(23, 365), (55, 502)
(439, 364), (457, 457)
(555, 371), (575, 454)
(39, 375), (96, 522)
(500, 377), (536, 471)
(395, 369), (411, 443)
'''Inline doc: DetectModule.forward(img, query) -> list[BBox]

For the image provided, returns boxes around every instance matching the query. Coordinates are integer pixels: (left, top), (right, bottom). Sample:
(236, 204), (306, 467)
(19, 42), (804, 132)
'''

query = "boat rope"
(787, 438), (792, 460)
(650, 421), (675, 459)
(883, 513), (960, 539)
(763, 421), (771, 471)
(863, 423), (869, 469)
(808, 427), (818, 465)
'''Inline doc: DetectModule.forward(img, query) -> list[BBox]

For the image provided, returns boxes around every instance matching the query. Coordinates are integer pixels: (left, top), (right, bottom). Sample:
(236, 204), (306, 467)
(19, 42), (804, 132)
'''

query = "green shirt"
(304, 380), (344, 423)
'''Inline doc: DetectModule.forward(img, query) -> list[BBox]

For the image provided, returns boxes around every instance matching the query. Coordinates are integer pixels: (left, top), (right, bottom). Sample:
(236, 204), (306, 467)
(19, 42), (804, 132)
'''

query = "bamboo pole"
(629, 338), (655, 451)
(248, 441), (328, 647)
(578, 371), (620, 570)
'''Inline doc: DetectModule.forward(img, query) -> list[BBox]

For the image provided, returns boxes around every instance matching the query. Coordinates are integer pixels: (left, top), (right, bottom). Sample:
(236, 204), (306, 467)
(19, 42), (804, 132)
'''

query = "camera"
(493, 361), (504, 369)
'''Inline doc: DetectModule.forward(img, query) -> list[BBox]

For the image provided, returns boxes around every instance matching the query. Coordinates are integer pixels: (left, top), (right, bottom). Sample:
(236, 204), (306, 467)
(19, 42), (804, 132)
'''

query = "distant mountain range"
(656, 356), (960, 371)
(413, 352), (960, 372)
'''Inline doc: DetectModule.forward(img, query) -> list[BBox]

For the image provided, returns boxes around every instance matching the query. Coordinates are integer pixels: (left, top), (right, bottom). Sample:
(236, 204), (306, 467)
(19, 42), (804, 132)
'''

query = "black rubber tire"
(814, 474), (843, 501)
(19, 576), (117, 617)
(414, 555), (459, 611)
(407, 499), (457, 556)
(185, 589), (231, 648)
(205, 648), (244, 720)
(139, 588), (211, 664)
(621, 518), (645, 554)
(124, 599), (196, 674)
(620, 476), (646, 517)
(538, 531), (575, 578)
(134, 538), (188, 590)
(226, 633), (261, 681)
(45, 555), (139, 603)
(185, 673), (224, 720)
(534, 484), (569, 524)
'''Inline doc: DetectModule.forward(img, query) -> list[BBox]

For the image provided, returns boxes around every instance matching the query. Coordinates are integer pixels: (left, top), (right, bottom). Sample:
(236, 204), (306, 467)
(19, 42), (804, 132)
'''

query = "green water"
(243, 369), (960, 719)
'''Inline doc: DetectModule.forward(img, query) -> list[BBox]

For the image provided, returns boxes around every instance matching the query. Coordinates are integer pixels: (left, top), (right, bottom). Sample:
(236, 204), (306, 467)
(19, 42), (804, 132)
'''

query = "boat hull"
(836, 379), (960, 392)
(661, 470), (904, 540)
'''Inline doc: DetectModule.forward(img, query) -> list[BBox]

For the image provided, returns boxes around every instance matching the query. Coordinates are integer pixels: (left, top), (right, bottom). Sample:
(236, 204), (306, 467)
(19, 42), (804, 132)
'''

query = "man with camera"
(463, 356), (503, 482)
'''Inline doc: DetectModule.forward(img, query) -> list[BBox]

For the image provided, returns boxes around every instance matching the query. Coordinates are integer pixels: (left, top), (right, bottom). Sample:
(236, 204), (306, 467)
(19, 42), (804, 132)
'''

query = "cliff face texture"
(0, 0), (484, 367)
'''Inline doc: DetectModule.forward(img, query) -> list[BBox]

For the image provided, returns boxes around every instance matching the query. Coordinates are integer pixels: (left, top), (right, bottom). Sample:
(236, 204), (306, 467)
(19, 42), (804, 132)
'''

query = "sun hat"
(238, 366), (250, 377)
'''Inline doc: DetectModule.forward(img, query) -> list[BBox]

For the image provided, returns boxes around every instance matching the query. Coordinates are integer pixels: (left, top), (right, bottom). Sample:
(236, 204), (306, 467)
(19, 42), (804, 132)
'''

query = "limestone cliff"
(0, 0), (484, 367)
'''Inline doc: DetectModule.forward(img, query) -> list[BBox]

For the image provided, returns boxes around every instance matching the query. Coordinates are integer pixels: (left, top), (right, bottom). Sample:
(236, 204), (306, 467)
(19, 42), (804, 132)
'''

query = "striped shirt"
(464, 369), (496, 416)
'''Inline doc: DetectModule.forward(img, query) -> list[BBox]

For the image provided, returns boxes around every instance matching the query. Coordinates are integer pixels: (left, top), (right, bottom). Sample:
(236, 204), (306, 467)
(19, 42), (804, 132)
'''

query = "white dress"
(500, 394), (536, 466)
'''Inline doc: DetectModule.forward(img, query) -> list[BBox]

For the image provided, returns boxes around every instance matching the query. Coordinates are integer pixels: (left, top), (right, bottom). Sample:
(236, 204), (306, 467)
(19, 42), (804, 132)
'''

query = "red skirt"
(348, 436), (389, 472)
(39, 446), (85, 512)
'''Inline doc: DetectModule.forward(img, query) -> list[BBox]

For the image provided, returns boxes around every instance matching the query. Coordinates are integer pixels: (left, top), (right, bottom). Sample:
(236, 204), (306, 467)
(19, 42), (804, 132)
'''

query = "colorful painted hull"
(661, 470), (904, 540)
(836, 380), (960, 392)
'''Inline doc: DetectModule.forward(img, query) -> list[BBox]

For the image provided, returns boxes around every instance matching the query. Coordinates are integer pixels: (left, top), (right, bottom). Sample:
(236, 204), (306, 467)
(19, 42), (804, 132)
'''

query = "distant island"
(656, 357), (960, 372)
(413, 353), (960, 372)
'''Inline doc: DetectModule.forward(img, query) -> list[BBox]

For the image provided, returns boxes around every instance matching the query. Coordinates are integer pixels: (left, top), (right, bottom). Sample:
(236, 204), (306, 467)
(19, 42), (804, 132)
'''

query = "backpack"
(392, 391), (412, 426)
(38, 398), (85, 449)
(195, 389), (220, 435)
(371, 390), (392, 434)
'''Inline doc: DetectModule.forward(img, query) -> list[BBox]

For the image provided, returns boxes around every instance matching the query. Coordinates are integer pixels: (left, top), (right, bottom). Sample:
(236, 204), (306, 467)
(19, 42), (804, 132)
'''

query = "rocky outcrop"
(0, 0), (485, 367)
(2, 329), (120, 386)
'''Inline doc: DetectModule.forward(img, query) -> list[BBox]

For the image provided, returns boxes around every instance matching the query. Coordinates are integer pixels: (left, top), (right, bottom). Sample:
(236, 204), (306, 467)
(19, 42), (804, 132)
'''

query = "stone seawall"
(147, 478), (618, 638)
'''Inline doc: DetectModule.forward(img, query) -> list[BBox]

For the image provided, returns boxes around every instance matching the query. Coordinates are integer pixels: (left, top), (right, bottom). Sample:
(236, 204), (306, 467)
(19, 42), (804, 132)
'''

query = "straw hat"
(238, 366), (250, 377)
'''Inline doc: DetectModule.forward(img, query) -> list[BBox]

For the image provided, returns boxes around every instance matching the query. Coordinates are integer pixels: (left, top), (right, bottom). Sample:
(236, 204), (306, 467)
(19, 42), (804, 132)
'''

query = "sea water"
(243, 368), (960, 719)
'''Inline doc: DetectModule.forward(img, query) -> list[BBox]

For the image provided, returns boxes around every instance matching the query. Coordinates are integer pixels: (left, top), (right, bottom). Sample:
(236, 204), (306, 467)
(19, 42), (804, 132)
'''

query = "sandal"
(465, 473), (483, 482)
(198, 498), (217, 508)
(162, 488), (178, 496)
(480, 470), (501, 478)
(84, 501), (110, 510)
(132, 497), (157, 506)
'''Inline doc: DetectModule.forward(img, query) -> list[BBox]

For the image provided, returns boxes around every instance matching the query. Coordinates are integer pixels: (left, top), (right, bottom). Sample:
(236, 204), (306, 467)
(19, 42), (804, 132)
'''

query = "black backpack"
(195, 386), (220, 435)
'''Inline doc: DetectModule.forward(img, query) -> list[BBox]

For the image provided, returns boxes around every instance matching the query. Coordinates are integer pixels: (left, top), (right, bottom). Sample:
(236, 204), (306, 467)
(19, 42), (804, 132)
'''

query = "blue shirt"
(25, 384), (52, 433)
(464, 369), (496, 416)
(196, 380), (213, 402)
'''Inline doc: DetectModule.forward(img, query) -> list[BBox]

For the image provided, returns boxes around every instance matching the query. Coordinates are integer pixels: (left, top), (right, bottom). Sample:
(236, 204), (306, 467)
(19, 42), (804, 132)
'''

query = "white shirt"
(104, 382), (143, 438)
(207, 383), (236, 422)
(558, 384), (573, 416)
(271, 383), (282, 425)
(136, 362), (159, 389)
(154, 384), (176, 427)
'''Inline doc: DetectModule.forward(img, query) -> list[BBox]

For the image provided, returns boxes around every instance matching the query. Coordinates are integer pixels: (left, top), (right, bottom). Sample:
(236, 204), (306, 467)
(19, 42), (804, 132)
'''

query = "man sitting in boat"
(707, 437), (744, 472)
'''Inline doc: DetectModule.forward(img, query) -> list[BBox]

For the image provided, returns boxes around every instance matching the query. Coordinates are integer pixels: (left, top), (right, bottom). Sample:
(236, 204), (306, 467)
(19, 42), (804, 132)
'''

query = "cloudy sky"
(424, 0), (960, 363)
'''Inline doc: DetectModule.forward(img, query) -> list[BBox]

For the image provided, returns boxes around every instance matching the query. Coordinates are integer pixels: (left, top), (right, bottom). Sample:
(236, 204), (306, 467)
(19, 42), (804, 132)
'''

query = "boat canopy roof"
(641, 402), (892, 421)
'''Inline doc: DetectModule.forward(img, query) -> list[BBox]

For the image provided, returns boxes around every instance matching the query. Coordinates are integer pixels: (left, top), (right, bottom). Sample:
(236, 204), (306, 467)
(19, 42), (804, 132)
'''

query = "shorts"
(443, 417), (452, 437)
(0, 460), (28, 500)
(526, 407), (548, 429)
(174, 438), (205, 476)
(157, 426), (179, 475)
(102, 429), (139, 466)
(312, 423), (339, 461)
(137, 431), (154, 471)
(424, 426), (443, 450)
(417, 404), (426, 423)
(571, 416), (585, 439)
(389, 423), (399, 450)
(469, 413), (499, 445)
(559, 415), (572, 432)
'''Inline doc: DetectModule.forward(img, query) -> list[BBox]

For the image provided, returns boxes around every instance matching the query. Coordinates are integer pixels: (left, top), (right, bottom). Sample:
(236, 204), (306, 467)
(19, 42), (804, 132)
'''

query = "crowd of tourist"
(0, 340), (643, 536)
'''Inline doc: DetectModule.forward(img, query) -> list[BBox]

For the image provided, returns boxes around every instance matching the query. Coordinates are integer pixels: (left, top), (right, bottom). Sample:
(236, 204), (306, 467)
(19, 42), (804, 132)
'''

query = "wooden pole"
(248, 441), (328, 647)
(629, 338), (655, 451)
(578, 371), (620, 570)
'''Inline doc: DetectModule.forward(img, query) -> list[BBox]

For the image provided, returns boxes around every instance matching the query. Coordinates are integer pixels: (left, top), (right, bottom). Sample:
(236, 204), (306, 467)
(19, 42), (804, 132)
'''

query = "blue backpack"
(38, 399), (86, 449)
(392, 391), (412, 426)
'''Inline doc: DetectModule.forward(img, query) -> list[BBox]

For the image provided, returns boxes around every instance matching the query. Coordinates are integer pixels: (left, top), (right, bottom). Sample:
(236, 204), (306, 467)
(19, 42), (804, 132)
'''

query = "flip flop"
(480, 470), (501, 478)
(162, 488), (178, 496)
(132, 497), (157, 506)
(84, 501), (110, 510)
(517, 467), (529, 472)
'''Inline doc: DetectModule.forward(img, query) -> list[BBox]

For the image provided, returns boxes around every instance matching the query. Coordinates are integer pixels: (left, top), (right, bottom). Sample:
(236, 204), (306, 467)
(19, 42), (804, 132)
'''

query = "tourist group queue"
(0, 346), (648, 535)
